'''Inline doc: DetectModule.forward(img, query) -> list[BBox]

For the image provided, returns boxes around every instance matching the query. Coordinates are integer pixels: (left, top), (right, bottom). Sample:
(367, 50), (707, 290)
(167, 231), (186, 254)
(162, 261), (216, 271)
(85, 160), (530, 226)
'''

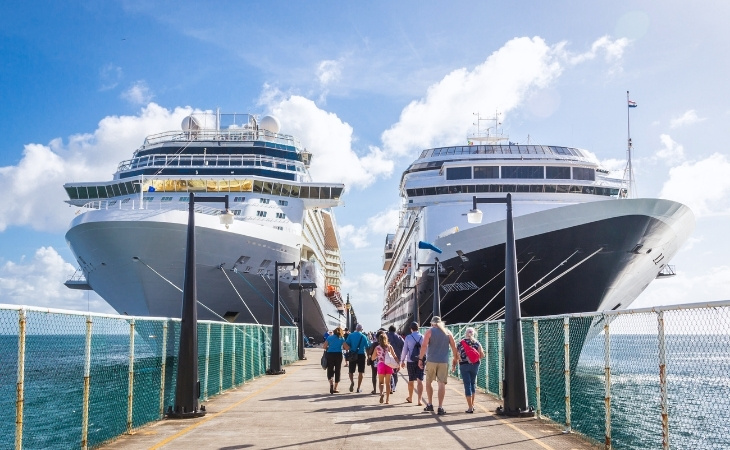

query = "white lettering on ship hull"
(441, 281), (479, 292)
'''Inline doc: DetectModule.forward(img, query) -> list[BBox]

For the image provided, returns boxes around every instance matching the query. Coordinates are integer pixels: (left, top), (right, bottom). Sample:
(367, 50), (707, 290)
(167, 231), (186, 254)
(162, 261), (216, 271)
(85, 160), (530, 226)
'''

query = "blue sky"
(1, 1), (729, 331)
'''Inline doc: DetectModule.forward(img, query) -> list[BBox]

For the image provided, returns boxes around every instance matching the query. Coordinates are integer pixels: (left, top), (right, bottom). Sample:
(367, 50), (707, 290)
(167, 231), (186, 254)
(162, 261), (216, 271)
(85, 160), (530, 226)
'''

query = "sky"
(1, 1), (730, 331)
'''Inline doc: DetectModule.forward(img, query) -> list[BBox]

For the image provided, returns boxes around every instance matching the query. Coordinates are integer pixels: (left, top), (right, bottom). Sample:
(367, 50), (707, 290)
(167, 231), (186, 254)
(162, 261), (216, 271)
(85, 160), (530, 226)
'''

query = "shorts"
(425, 362), (449, 384)
(377, 362), (393, 375)
(348, 354), (366, 374)
(406, 362), (424, 381)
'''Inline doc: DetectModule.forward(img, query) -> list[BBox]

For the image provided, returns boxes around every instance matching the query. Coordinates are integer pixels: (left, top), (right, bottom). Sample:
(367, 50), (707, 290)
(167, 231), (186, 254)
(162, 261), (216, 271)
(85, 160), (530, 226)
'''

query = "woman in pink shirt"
(370, 333), (399, 404)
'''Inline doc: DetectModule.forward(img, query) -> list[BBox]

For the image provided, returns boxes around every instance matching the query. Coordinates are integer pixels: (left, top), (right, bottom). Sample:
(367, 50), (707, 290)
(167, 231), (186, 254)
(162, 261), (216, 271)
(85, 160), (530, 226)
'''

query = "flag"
(628, 100), (638, 108)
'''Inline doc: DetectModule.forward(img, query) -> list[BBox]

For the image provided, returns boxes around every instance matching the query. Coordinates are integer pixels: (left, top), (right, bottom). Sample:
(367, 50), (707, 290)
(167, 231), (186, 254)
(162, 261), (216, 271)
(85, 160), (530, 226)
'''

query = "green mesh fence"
(0, 305), (297, 449)
(443, 301), (730, 449)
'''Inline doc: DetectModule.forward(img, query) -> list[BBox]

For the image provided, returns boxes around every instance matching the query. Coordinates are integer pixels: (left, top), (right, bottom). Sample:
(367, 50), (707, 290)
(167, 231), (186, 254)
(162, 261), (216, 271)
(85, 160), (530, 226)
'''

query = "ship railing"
(116, 153), (301, 173)
(442, 299), (730, 449)
(78, 200), (235, 219)
(143, 127), (302, 148)
(0, 304), (298, 450)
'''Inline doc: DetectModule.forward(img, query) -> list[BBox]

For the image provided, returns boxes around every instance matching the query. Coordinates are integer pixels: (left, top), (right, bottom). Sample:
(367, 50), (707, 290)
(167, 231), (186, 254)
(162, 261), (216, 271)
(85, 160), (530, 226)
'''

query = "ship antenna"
(623, 91), (637, 198)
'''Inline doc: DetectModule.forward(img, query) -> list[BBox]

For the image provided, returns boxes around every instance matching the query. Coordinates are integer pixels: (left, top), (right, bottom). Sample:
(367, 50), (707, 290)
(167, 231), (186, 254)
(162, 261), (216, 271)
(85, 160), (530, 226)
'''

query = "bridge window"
(474, 166), (499, 179)
(260, 198), (270, 204)
(276, 212), (286, 219)
(502, 166), (544, 179)
(572, 167), (595, 181)
(278, 200), (288, 206)
(256, 211), (267, 217)
(180, 196), (189, 201)
(234, 196), (246, 202)
(546, 166), (571, 179)
(446, 167), (472, 180)
(161, 197), (173, 202)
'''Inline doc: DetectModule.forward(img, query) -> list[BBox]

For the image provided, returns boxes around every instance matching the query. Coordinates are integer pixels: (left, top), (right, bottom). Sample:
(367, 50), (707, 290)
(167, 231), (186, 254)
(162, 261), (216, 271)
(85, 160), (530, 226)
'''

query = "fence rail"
(0, 304), (298, 450)
(445, 299), (730, 449)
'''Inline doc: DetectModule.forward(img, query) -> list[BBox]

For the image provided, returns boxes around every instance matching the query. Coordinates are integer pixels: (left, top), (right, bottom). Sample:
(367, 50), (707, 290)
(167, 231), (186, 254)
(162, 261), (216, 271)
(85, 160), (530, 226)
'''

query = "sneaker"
(424, 404), (434, 412)
(370, 390), (377, 394)
(356, 388), (362, 393)
(465, 409), (474, 414)
(437, 407), (446, 415)
(349, 382), (354, 392)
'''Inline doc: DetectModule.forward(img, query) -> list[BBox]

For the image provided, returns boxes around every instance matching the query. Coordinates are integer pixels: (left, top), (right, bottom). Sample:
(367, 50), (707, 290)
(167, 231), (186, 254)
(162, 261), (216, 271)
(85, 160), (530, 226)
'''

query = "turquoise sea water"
(1, 333), (728, 449)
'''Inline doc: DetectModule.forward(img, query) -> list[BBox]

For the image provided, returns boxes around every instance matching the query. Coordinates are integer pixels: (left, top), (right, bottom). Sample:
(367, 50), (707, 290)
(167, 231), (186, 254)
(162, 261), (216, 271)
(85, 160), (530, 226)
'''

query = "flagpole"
(624, 91), (636, 198)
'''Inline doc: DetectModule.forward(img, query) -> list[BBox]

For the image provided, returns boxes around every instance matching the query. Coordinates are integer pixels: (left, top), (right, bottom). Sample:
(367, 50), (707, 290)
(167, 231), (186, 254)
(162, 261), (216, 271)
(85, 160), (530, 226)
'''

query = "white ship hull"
(66, 207), (342, 340)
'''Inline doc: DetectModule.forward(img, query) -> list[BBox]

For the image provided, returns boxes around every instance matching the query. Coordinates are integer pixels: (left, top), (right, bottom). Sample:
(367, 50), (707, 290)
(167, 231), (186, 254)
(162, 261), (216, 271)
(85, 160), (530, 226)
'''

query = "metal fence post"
(81, 315), (92, 450)
(127, 319), (136, 434)
(204, 323), (211, 400)
(231, 324), (236, 387)
(497, 322), (503, 400)
(16, 309), (26, 450)
(219, 324), (224, 394)
(484, 323), (490, 394)
(564, 317), (571, 433)
(159, 321), (168, 419)
(658, 310), (669, 450)
(604, 315), (612, 450)
(533, 319), (541, 419)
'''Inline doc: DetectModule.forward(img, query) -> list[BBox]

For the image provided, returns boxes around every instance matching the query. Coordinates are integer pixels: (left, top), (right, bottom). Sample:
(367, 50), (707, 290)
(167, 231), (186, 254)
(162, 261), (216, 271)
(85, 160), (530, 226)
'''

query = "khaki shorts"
(425, 362), (449, 384)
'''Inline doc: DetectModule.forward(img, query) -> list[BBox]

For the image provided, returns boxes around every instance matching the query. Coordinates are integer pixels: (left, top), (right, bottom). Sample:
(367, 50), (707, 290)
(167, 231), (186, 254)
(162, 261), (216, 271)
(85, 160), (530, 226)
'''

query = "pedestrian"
(386, 325), (405, 393)
(418, 316), (458, 415)
(323, 327), (345, 394)
(343, 323), (369, 393)
(343, 327), (350, 367)
(371, 332), (399, 404)
(456, 327), (485, 412)
(399, 321), (425, 405)
(366, 329), (384, 394)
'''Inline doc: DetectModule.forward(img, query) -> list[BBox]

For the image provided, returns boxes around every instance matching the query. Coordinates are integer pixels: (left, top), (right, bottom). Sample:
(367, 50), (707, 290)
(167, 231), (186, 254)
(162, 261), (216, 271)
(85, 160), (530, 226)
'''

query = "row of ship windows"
(445, 166), (595, 181)
(406, 184), (625, 197)
(65, 179), (343, 201)
(419, 145), (584, 158)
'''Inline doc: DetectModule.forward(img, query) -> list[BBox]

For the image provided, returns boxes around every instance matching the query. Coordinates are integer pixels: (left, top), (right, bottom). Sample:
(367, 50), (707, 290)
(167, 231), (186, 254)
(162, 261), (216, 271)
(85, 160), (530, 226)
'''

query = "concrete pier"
(101, 354), (597, 449)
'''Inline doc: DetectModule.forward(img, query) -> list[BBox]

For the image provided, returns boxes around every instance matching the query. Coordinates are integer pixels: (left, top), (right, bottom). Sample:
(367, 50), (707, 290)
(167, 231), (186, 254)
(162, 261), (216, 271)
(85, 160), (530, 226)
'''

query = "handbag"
(345, 335), (364, 362)
(384, 350), (399, 369)
(321, 350), (328, 370)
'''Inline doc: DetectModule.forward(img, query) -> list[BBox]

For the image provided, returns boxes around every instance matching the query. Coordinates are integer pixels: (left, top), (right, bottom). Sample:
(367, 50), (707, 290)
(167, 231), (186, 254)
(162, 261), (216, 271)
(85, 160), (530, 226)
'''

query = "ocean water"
(1, 332), (728, 449)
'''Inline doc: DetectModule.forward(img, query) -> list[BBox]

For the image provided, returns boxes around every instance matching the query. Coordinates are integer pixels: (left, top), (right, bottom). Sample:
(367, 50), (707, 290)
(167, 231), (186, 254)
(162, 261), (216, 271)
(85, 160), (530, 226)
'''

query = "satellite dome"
(181, 115), (202, 131)
(259, 115), (281, 134)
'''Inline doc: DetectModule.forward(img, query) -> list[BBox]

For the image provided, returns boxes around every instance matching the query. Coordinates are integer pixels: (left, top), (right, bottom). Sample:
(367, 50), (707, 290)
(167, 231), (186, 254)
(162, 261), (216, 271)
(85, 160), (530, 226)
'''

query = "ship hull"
(384, 198), (694, 328)
(65, 208), (340, 343)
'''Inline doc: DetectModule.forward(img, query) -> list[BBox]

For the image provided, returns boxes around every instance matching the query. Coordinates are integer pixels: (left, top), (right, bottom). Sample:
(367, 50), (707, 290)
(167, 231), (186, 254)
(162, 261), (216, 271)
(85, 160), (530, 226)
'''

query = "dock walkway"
(102, 353), (596, 449)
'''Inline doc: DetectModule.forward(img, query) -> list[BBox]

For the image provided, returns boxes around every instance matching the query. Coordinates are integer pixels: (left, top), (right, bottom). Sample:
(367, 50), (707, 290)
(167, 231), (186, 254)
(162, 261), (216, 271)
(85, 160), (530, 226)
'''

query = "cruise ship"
(64, 111), (347, 342)
(382, 121), (694, 331)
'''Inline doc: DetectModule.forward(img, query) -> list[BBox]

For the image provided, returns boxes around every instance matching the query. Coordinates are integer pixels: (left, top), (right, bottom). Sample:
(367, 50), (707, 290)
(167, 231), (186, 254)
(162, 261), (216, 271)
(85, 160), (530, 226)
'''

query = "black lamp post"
(416, 241), (443, 320)
(268, 261), (296, 375)
(169, 192), (233, 418)
(468, 193), (533, 417)
(345, 294), (351, 331)
(296, 264), (306, 360)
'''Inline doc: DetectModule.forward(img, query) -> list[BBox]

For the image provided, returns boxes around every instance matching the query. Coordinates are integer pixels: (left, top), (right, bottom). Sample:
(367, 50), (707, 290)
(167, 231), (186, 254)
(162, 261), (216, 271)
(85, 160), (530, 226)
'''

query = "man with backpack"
(399, 322), (424, 406)
(386, 325), (405, 394)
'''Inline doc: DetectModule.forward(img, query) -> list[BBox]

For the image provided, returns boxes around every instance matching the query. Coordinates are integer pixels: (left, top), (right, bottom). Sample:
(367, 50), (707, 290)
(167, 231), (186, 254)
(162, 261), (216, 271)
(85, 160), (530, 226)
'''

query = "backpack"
(461, 340), (480, 363)
(409, 335), (424, 363)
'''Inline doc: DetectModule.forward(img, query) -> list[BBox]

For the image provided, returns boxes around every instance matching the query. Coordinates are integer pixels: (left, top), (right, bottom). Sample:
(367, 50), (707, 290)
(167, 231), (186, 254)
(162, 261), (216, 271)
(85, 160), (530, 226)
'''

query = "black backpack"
(410, 335), (424, 363)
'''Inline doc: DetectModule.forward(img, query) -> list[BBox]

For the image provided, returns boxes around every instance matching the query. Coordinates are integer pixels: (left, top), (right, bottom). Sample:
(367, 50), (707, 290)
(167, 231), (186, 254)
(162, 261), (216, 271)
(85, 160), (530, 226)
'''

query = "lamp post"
(345, 295), (351, 331)
(416, 241), (443, 319)
(268, 261), (296, 375)
(289, 267), (316, 361)
(169, 192), (234, 418)
(467, 193), (533, 417)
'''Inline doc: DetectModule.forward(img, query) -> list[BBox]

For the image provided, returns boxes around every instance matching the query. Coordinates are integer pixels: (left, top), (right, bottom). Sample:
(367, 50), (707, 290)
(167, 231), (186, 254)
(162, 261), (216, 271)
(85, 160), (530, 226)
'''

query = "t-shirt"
(326, 335), (345, 353)
(344, 331), (368, 354)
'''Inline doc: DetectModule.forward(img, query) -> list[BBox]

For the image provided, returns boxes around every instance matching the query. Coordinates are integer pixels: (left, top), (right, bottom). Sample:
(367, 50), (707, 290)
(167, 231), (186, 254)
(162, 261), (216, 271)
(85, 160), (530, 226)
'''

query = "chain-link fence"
(0, 305), (298, 449)
(444, 300), (730, 449)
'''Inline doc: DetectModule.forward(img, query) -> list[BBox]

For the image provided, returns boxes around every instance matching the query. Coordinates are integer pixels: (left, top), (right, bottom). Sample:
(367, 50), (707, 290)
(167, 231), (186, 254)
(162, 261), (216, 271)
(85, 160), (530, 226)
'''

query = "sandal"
(405, 398), (412, 403)
(379, 394), (384, 404)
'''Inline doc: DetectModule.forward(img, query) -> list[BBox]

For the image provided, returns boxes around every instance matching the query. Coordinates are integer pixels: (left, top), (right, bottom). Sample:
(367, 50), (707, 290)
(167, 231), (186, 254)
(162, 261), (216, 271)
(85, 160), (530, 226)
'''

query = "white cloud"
(341, 272), (384, 330)
(99, 63), (123, 91)
(262, 89), (393, 188)
(670, 109), (705, 128)
(338, 224), (369, 249)
(653, 134), (685, 165)
(633, 265), (730, 308)
(0, 247), (114, 312)
(566, 35), (631, 65)
(366, 208), (400, 235)
(659, 153), (730, 217)
(381, 37), (564, 157)
(0, 104), (194, 232)
(317, 59), (342, 86)
(121, 81), (154, 105)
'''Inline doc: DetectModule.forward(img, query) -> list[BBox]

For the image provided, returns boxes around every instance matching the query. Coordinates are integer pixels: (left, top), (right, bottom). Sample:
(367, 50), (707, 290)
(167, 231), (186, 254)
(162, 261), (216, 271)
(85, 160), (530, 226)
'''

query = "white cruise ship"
(382, 123), (695, 331)
(64, 112), (346, 342)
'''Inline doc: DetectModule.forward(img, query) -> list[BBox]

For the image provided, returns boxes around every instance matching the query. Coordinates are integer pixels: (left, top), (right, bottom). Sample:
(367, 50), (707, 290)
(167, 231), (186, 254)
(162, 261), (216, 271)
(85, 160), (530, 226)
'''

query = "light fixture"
(219, 209), (234, 229)
(290, 268), (299, 277)
(467, 208), (483, 224)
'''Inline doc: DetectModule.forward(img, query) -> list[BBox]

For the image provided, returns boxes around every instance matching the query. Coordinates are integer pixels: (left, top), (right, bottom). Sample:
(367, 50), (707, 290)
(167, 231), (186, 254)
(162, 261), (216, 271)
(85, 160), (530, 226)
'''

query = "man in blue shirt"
(343, 323), (369, 393)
